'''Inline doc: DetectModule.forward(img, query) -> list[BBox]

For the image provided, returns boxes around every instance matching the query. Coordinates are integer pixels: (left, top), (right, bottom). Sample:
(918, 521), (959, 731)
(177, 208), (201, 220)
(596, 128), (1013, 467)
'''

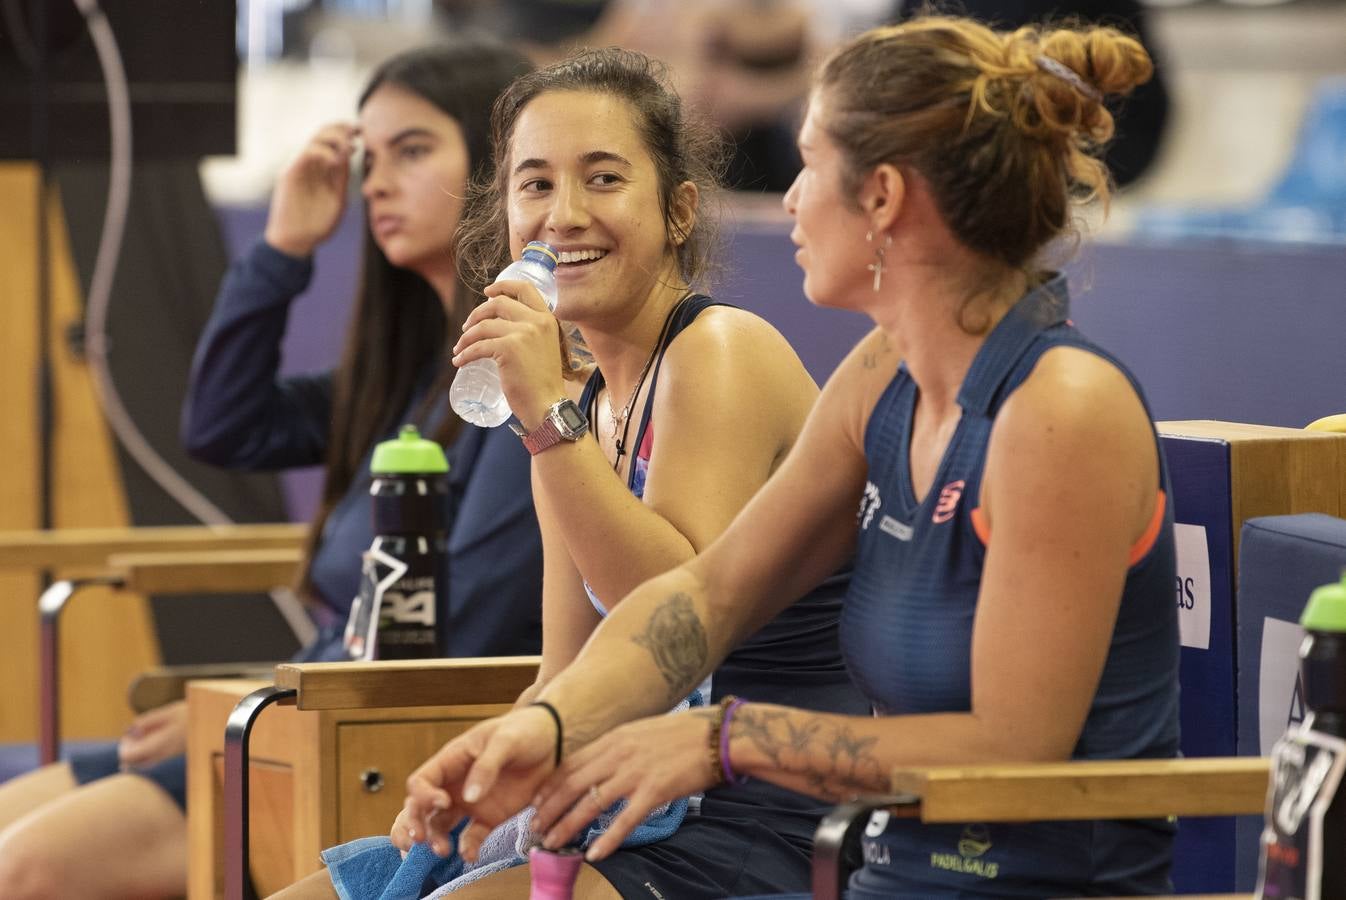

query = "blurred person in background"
(448, 0), (896, 191)
(0, 37), (544, 900)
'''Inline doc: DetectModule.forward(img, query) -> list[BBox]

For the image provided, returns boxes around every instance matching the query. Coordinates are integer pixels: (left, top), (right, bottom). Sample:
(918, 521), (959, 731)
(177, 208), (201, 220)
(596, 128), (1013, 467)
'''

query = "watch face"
(556, 400), (588, 435)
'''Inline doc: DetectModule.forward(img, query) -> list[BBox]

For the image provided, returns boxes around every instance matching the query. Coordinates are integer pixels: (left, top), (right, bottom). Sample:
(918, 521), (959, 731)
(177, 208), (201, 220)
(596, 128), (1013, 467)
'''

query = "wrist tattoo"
(632, 592), (709, 704)
(731, 706), (886, 802)
(560, 707), (606, 758)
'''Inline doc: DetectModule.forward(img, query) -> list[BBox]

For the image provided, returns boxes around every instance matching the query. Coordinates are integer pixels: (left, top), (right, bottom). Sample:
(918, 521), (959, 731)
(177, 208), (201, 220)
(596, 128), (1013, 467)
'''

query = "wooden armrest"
(813, 758), (1271, 900)
(127, 663), (281, 712)
(108, 548), (304, 594)
(889, 757), (1271, 822)
(274, 657), (542, 710)
(0, 523), (305, 571)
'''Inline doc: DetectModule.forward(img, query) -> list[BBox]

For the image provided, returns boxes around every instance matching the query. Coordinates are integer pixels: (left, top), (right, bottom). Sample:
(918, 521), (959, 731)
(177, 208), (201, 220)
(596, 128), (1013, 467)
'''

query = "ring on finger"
(588, 784), (606, 810)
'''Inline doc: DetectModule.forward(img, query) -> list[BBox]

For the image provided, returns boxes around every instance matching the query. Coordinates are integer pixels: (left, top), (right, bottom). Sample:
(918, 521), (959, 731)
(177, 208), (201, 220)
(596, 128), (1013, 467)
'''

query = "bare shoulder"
(1002, 346), (1147, 431)
(992, 345), (1155, 481)
(657, 305), (816, 402)
(662, 305), (805, 368)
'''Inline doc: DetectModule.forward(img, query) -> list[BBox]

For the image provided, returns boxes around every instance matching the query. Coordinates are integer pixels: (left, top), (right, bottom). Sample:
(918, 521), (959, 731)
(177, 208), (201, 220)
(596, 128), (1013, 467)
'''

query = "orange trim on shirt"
(969, 489), (1167, 569)
(970, 506), (991, 545)
(1128, 490), (1167, 567)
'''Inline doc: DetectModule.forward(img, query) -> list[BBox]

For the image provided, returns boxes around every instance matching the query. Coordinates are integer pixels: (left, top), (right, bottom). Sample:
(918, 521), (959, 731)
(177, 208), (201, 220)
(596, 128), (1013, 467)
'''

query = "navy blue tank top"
(844, 276), (1181, 898)
(581, 294), (870, 829)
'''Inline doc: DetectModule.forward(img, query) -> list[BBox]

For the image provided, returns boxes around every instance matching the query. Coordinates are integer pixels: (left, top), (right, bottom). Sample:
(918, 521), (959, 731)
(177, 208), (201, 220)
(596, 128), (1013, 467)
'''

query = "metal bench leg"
(811, 796), (919, 900)
(38, 577), (122, 765)
(224, 685), (297, 900)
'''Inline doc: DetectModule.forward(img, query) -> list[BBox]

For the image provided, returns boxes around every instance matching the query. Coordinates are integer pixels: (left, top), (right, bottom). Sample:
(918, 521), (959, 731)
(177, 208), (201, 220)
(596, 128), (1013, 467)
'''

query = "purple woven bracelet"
(719, 697), (749, 786)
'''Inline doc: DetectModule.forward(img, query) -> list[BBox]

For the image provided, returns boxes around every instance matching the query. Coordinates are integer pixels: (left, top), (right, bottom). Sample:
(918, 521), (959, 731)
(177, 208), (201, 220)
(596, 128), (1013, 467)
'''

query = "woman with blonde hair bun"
(396, 18), (1180, 899)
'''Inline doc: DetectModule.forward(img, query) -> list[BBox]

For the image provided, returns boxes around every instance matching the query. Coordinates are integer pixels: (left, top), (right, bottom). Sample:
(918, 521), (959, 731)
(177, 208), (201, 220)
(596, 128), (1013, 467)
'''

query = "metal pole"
(37, 576), (124, 765)
(224, 685), (296, 900)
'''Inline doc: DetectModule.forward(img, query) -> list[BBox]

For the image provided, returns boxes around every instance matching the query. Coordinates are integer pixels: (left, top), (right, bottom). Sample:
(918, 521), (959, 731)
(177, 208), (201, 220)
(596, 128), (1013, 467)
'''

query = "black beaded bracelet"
(530, 700), (564, 767)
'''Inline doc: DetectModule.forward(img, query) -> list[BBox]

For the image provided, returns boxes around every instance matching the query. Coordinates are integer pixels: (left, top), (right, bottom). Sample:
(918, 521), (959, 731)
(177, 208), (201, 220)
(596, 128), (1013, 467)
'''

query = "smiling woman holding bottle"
(269, 48), (869, 900)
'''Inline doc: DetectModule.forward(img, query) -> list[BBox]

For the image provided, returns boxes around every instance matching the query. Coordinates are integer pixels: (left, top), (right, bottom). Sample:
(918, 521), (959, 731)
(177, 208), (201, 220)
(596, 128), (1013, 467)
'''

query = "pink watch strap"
(521, 416), (563, 455)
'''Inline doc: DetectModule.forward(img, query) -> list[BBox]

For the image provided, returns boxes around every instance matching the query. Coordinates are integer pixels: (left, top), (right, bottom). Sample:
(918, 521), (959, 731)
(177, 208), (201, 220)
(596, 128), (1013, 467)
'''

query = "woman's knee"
(0, 818), (72, 900)
(0, 773), (186, 899)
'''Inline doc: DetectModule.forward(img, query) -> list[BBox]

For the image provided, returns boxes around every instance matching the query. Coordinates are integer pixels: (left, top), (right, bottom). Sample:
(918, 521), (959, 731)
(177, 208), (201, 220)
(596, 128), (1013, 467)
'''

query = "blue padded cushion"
(1233, 513), (1346, 889)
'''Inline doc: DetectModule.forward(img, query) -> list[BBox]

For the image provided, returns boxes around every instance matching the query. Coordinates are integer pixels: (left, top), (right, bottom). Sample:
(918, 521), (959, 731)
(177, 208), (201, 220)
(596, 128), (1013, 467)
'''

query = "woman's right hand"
(118, 699), (189, 769)
(263, 123), (358, 259)
(402, 705), (561, 861)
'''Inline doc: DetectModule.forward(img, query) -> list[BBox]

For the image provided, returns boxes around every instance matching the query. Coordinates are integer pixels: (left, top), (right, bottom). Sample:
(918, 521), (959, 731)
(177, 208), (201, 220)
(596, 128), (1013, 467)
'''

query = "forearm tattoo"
(631, 592), (709, 704)
(731, 705), (887, 802)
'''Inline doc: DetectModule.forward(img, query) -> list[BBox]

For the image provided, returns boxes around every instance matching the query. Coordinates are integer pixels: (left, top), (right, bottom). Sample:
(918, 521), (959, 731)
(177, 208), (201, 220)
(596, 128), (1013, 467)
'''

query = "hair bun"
(1006, 25), (1152, 149)
(1036, 25), (1154, 107)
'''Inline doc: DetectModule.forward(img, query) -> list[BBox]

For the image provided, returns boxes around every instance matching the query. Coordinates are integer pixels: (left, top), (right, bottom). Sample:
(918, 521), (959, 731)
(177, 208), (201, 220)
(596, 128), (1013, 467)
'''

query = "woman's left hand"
(452, 278), (566, 431)
(530, 707), (720, 861)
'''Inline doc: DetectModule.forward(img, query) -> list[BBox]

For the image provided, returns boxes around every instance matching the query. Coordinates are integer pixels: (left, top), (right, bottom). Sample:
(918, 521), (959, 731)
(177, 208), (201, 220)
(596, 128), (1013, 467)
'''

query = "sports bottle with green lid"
(1256, 572), (1346, 900)
(343, 425), (448, 660)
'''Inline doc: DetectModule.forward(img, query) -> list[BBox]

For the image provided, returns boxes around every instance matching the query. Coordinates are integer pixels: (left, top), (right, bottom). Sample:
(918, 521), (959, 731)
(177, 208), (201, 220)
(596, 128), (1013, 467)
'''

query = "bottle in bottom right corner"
(1256, 572), (1346, 900)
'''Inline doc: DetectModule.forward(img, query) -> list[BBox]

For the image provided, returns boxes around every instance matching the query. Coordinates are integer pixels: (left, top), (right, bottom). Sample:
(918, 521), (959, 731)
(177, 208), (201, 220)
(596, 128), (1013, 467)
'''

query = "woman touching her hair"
(0, 39), (544, 900)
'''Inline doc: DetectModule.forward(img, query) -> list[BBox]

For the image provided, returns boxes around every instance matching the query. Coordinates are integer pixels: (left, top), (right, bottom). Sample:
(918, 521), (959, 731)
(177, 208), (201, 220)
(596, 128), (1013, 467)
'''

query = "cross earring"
(866, 231), (892, 293)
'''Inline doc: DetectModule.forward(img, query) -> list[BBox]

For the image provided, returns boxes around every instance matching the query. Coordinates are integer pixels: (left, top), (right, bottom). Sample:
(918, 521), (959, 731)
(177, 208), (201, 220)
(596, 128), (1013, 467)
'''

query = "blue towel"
(325, 693), (702, 900)
(324, 793), (689, 900)
(325, 831), (467, 900)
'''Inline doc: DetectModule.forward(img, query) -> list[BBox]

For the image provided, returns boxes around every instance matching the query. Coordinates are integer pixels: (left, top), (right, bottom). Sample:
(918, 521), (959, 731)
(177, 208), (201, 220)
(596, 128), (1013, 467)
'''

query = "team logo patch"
(932, 479), (966, 524)
(929, 823), (999, 880)
(858, 481), (882, 529)
(958, 824), (992, 858)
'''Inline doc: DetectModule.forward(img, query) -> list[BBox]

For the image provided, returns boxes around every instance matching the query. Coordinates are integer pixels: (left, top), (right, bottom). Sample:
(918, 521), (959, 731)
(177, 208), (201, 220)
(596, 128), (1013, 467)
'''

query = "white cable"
(72, 0), (315, 646)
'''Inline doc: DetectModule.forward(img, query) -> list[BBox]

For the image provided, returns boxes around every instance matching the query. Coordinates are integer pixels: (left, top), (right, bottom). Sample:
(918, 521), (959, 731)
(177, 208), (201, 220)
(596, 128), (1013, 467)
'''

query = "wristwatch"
(509, 399), (589, 455)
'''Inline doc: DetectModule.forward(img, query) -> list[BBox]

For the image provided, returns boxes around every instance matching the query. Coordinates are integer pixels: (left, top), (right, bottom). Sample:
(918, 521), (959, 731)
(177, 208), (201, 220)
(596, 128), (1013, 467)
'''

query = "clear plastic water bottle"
(449, 241), (559, 428)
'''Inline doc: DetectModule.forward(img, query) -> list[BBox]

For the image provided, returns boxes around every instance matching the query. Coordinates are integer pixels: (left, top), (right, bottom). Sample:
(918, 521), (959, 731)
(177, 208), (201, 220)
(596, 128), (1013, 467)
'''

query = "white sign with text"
(1174, 523), (1212, 650)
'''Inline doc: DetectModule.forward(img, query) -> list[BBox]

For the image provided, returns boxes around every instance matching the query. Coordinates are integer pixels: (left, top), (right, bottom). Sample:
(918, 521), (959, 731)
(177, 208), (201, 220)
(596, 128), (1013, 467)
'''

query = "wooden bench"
(190, 657), (541, 899)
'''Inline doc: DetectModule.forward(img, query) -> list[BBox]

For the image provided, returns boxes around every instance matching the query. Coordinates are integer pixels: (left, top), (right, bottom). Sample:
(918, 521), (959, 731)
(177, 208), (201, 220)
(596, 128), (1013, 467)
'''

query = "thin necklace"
(607, 343), (658, 443)
(606, 294), (688, 470)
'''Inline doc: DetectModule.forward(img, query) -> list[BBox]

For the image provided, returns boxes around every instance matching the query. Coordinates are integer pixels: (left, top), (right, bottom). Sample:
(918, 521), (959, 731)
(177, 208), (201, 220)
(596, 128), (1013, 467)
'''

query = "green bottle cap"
(1301, 571), (1346, 633)
(370, 425), (448, 475)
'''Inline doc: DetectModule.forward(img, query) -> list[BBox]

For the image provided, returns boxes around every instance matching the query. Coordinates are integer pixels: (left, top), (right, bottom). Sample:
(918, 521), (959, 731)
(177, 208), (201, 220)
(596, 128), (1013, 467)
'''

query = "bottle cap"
(1301, 571), (1346, 633)
(370, 425), (448, 475)
(521, 240), (559, 272)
